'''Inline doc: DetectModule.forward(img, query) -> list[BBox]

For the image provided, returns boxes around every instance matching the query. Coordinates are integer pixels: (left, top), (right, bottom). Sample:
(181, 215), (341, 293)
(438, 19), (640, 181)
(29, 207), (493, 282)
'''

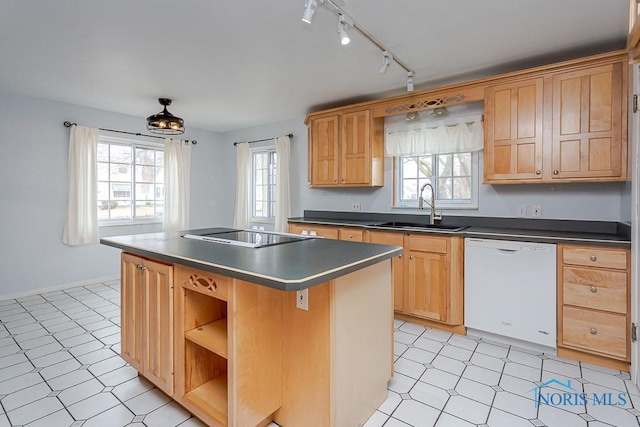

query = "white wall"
(0, 91), (231, 297)
(222, 115), (628, 222)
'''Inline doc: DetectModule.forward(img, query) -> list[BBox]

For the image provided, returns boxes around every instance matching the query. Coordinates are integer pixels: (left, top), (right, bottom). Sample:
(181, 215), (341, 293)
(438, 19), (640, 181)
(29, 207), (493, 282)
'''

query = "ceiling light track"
(303, 0), (416, 89)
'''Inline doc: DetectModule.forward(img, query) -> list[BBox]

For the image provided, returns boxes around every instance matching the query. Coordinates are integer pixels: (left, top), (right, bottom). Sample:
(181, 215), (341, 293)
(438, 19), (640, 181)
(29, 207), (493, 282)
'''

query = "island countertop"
(100, 228), (402, 291)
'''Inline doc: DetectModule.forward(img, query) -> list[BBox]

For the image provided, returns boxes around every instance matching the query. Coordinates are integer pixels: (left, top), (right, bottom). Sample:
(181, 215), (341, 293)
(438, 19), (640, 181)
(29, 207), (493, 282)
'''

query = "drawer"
(288, 224), (339, 239)
(562, 306), (627, 360)
(562, 246), (627, 270)
(339, 227), (364, 242)
(562, 267), (627, 314)
(178, 266), (230, 301)
(407, 235), (448, 254)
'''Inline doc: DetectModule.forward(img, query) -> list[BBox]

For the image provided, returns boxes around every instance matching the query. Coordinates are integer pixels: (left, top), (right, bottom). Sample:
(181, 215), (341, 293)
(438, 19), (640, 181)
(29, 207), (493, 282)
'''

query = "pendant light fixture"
(146, 98), (185, 135)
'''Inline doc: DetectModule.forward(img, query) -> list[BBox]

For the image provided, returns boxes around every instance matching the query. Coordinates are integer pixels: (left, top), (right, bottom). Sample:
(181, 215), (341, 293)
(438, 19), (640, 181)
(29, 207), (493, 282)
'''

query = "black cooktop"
(183, 229), (308, 248)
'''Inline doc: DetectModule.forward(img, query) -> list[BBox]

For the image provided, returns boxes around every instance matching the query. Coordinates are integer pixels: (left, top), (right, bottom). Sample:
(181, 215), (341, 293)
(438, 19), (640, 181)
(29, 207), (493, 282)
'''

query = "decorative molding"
(188, 273), (218, 294)
(385, 94), (467, 114)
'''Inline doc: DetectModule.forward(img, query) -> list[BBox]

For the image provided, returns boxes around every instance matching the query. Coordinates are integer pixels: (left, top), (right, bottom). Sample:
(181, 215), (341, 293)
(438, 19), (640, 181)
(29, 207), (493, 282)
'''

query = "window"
(97, 136), (164, 224)
(251, 148), (277, 221)
(395, 152), (478, 209)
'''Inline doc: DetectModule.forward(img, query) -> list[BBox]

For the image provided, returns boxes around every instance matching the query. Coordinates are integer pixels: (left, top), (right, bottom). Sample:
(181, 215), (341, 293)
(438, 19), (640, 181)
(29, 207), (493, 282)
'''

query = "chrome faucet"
(418, 183), (443, 225)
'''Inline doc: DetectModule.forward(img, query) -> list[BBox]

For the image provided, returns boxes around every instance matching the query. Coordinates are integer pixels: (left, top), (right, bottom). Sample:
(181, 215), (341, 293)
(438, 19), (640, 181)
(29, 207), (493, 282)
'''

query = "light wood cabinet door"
(310, 116), (340, 186)
(551, 63), (624, 180)
(120, 253), (174, 396)
(341, 111), (371, 185)
(484, 78), (544, 182)
(121, 253), (145, 371)
(406, 249), (447, 321)
(142, 259), (174, 396)
(368, 231), (405, 312)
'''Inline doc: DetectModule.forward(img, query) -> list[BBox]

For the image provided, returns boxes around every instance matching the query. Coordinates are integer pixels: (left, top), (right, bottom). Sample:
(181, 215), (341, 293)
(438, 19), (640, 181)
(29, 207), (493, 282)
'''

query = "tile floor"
(0, 280), (637, 427)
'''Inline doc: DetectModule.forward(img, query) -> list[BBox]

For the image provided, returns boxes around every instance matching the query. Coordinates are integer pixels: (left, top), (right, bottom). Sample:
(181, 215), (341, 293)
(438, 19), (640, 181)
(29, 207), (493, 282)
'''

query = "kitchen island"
(101, 228), (402, 427)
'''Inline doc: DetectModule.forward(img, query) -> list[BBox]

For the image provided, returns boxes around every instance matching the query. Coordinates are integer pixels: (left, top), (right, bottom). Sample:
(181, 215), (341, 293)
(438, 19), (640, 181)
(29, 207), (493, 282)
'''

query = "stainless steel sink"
(374, 221), (468, 232)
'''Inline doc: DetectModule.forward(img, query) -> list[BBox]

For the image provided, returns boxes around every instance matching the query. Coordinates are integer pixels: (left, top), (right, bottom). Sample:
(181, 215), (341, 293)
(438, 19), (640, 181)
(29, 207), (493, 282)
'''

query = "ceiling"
(0, 0), (628, 133)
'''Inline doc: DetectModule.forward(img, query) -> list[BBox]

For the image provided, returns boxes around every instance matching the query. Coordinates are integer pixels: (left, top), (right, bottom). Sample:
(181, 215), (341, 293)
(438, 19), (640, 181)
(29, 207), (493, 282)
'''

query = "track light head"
(302, 0), (319, 24)
(338, 15), (351, 45)
(379, 50), (392, 74)
(406, 71), (415, 92)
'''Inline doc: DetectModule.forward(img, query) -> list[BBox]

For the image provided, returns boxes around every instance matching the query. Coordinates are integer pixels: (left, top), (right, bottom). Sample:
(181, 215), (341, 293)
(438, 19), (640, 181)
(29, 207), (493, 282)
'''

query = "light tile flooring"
(0, 281), (638, 427)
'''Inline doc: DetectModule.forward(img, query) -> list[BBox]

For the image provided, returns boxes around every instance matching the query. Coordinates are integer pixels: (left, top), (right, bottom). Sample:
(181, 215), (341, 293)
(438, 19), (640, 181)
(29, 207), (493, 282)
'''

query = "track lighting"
(302, 0), (319, 24)
(406, 71), (415, 92)
(379, 51), (392, 74)
(338, 15), (351, 45)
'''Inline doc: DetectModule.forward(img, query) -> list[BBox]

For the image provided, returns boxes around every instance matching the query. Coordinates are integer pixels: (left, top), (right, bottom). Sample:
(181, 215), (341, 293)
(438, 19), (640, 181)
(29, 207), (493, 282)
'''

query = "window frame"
(250, 146), (277, 223)
(97, 134), (165, 227)
(393, 151), (479, 210)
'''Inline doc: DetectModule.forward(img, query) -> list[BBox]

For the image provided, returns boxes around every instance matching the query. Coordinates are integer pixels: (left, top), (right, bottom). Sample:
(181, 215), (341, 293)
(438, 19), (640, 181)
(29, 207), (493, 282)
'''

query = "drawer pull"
(590, 286), (598, 293)
(536, 170), (541, 175)
(349, 234), (354, 238)
(409, 255), (414, 260)
(553, 170), (559, 175)
(590, 328), (598, 335)
(590, 255), (597, 261)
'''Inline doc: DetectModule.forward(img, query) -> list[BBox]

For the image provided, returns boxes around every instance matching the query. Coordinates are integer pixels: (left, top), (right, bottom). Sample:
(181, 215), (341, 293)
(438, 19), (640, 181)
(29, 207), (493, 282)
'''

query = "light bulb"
(339, 15), (350, 45)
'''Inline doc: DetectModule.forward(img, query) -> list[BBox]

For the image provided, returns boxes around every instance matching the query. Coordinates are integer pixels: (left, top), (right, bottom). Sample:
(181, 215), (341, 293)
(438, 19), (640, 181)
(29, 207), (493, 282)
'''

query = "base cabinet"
(368, 231), (464, 328)
(121, 253), (174, 395)
(557, 245), (631, 368)
(173, 265), (282, 427)
(120, 252), (392, 427)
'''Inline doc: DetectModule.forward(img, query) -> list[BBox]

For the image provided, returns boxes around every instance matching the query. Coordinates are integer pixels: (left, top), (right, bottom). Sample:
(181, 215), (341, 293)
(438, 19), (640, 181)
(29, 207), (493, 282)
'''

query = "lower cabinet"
(288, 223), (339, 239)
(173, 265), (282, 427)
(368, 231), (464, 328)
(557, 244), (631, 367)
(121, 253), (174, 395)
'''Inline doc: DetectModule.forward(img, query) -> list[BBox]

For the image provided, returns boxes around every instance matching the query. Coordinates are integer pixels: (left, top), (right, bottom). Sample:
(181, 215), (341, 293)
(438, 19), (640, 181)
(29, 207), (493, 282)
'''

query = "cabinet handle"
(409, 255), (413, 260)
(333, 178), (337, 183)
(349, 234), (354, 238)
(341, 178), (345, 182)
(536, 170), (541, 175)
(590, 328), (598, 335)
(590, 255), (597, 261)
(553, 170), (559, 175)
(590, 286), (598, 293)
(136, 264), (146, 271)
(398, 255), (402, 259)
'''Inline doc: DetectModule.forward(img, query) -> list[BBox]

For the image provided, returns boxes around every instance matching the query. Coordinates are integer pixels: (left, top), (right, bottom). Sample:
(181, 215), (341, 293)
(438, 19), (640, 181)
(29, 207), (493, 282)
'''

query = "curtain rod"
(63, 121), (197, 145)
(233, 133), (293, 146)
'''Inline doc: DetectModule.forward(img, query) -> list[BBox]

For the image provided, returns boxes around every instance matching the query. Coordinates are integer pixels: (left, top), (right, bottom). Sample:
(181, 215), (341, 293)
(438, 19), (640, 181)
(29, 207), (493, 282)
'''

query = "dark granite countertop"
(288, 211), (631, 248)
(100, 229), (402, 292)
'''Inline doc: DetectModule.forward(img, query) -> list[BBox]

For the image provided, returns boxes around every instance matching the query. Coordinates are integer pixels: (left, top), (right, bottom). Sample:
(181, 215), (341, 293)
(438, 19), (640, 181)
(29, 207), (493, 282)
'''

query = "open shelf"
(185, 318), (228, 358)
(185, 376), (228, 426)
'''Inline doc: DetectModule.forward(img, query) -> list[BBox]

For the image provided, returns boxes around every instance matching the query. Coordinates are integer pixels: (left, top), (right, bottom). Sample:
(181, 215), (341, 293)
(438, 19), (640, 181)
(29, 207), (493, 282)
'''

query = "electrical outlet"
(351, 202), (361, 211)
(517, 205), (527, 218)
(296, 289), (309, 311)
(532, 205), (542, 218)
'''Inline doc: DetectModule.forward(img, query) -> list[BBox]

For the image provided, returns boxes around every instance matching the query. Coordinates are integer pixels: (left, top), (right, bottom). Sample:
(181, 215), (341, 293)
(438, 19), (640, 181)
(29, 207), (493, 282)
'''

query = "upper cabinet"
(551, 63), (625, 180)
(485, 58), (627, 184)
(484, 78), (544, 182)
(629, 0), (640, 61)
(307, 109), (384, 187)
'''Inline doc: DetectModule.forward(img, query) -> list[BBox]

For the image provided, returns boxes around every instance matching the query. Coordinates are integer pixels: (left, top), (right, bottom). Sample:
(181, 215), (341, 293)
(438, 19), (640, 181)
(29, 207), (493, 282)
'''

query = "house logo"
(529, 378), (628, 408)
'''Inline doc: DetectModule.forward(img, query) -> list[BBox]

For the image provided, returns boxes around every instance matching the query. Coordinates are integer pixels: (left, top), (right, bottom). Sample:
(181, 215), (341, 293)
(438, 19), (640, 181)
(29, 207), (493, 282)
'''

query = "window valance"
(385, 114), (484, 156)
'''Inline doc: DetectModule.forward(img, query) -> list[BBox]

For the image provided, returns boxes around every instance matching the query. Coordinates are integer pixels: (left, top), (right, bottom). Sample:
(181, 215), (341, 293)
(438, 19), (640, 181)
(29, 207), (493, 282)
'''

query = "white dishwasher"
(464, 238), (557, 348)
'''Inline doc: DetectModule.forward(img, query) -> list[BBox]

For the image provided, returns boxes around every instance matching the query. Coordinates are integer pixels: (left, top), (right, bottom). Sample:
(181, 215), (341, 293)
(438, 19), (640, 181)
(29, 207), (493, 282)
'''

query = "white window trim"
(250, 145), (276, 224)
(393, 152), (479, 210)
(98, 134), (164, 227)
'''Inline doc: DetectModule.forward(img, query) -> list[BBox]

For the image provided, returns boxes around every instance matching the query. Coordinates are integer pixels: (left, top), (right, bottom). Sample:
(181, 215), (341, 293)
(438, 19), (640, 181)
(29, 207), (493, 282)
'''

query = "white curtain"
(274, 135), (291, 233)
(63, 125), (99, 245)
(385, 115), (484, 156)
(163, 138), (191, 231)
(233, 142), (251, 229)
